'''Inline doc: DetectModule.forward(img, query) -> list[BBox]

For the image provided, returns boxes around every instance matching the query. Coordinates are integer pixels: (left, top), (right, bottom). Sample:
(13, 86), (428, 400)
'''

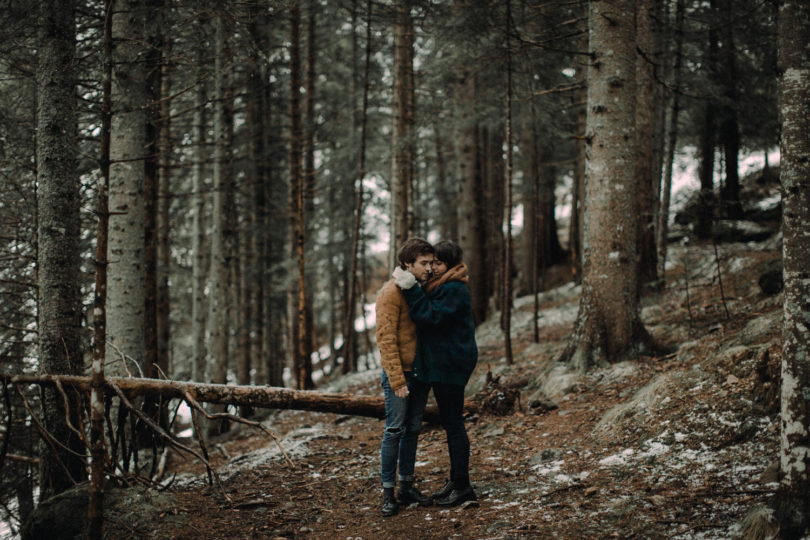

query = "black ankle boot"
(382, 487), (399, 517)
(431, 479), (455, 500)
(435, 484), (478, 507)
(397, 481), (433, 506)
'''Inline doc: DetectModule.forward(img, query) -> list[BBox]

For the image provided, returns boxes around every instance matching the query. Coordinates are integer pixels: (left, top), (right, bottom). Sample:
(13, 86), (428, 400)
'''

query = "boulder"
(22, 482), (184, 540)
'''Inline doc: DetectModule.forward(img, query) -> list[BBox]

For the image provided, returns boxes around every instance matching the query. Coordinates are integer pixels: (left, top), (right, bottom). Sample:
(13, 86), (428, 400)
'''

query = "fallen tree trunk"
(1, 373), (478, 423)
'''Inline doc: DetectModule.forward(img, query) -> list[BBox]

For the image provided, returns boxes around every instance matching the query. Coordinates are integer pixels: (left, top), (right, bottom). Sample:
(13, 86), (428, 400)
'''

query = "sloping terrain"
(152, 228), (783, 539)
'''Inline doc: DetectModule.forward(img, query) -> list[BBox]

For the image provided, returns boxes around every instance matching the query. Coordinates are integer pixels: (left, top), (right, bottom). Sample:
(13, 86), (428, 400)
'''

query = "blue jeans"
(380, 371), (430, 488)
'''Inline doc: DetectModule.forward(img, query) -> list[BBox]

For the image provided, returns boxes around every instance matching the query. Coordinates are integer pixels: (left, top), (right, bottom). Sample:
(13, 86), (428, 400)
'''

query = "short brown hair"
(397, 237), (434, 269)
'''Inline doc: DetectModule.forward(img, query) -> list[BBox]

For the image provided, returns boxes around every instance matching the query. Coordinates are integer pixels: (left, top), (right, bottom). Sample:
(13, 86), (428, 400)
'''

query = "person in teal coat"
(392, 240), (478, 507)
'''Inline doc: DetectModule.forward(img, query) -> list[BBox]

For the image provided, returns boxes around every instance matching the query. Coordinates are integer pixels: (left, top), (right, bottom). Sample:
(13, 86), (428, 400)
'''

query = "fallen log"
(1, 373), (479, 423)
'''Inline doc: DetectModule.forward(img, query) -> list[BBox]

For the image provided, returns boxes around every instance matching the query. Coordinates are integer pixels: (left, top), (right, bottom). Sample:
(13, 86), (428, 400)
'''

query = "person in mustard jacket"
(375, 237), (435, 517)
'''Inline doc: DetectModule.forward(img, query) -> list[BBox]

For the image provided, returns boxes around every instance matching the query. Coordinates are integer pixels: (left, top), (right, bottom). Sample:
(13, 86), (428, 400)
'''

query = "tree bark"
(0, 374), (478, 424)
(142, 0), (165, 440)
(635, 0), (658, 286)
(247, 0), (270, 385)
(208, 9), (236, 433)
(107, 0), (149, 377)
(289, 2), (313, 390)
(695, 0), (718, 240)
(35, 0), (85, 499)
(156, 16), (171, 383)
(88, 3), (114, 535)
(775, 0), (810, 535)
(434, 120), (455, 241)
(454, 0), (485, 323)
(569, 14), (587, 285)
(390, 0), (415, 262)
(657, 0), (684, 281)
(718, 0), (743, 220)
(503, 2), (513, 365)
(191, 39), (209, 384)
(560, 0), (649, 370)
(343, 0), (372, 375)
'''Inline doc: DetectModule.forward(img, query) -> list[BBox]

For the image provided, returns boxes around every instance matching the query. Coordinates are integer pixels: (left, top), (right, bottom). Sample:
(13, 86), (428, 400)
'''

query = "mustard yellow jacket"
(375, 278), (417, 390)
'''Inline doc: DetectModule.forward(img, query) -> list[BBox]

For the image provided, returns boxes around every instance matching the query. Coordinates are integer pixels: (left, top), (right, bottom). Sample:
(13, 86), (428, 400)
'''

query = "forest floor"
(146, 218), (785, 539)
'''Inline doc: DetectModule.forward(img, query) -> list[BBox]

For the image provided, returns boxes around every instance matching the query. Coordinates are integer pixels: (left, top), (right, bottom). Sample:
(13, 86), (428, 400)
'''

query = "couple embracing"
(375, 237), (478, 517)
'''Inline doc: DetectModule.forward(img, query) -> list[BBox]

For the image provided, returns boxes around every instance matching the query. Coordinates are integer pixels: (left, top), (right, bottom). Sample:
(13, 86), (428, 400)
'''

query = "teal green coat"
(401, 280), (478, 386)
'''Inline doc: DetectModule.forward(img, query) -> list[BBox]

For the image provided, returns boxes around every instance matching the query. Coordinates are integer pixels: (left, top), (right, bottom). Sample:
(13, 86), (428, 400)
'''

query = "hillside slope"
(152, 226), (783, 539)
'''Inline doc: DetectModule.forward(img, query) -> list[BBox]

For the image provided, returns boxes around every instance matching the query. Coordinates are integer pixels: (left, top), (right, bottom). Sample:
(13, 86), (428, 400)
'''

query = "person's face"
(430, 259), (448, 278)
(405, 254), (434, 282)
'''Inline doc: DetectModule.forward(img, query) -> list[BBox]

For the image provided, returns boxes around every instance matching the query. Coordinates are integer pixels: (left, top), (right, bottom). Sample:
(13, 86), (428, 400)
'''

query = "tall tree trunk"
(434, 120), (455, 240)
(657, 0), (684, 280)
(570, 15), (588, 285)
(141, 0), (165, 441)
(520, 123), (539, 297)
(191, 40), (208, 384)
(560, 0), (649, 370)
(236, 193), (252, 404)
(635, 0), (658, 285)
(143, 0), (162, 383)
(503, 2), (513, 365)
(718, 0), (743, 219)
(89, 5), (114, 533)
(775, 0), (810, 535)
(302, 0), (317, 380)
(207, 9), (236, 433)
(35, 0), (85, 500)
(486, 127), (505, 325)
(695, 0), (719, 240)
(265, 72), (286, 389)
(537, 148), (564, 277)
(247, 0), (269, 385)
(157, 15), (171, 381)
(650, 0), (666, 241)
(343, 0), (372, 375)
(107, 0), (148, 378)
(289, 2), (313, 390)
(456, 94), (483, 321)
(390, 0), (415, 263)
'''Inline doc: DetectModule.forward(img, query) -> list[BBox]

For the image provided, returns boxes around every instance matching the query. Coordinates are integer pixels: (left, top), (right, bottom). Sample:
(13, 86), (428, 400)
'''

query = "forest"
(0, 0), (809, 538)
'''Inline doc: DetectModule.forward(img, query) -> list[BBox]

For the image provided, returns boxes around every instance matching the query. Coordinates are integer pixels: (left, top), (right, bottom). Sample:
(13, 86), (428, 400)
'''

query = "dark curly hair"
(433, 240), (462, 269)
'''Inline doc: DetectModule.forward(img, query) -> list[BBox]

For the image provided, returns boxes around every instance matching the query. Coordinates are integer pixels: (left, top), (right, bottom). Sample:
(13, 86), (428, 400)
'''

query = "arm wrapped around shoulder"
(392, 266), (417, 290)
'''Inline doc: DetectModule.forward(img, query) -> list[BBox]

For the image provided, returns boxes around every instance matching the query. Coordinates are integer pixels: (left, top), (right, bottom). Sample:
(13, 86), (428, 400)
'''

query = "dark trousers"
(432, 382), (470, 489)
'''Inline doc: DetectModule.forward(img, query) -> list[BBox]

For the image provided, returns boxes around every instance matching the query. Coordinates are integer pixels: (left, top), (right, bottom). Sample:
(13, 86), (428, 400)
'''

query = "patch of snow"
(599, 454), (627, 467)
(641, 442), (670, 457)
(531, 459), (565, 475)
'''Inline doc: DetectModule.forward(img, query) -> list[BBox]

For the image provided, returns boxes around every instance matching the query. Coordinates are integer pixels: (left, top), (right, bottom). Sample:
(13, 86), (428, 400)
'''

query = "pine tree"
(560, 0), (651, 369)
(35, 0), (85, 497)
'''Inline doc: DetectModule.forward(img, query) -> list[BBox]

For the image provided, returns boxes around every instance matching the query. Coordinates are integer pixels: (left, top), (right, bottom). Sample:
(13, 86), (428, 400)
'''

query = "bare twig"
(189, 404), (215, 488)
(105, 341), (143, 378)
(5, 453), (38, 465)
(538, 482), (584, 499)
(712, 239), (731, 319)
(16, 386), (83, 485)
(107, 381), (211, 470)
(681, 240), (694, 328)
(55, 380), (90, 448)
